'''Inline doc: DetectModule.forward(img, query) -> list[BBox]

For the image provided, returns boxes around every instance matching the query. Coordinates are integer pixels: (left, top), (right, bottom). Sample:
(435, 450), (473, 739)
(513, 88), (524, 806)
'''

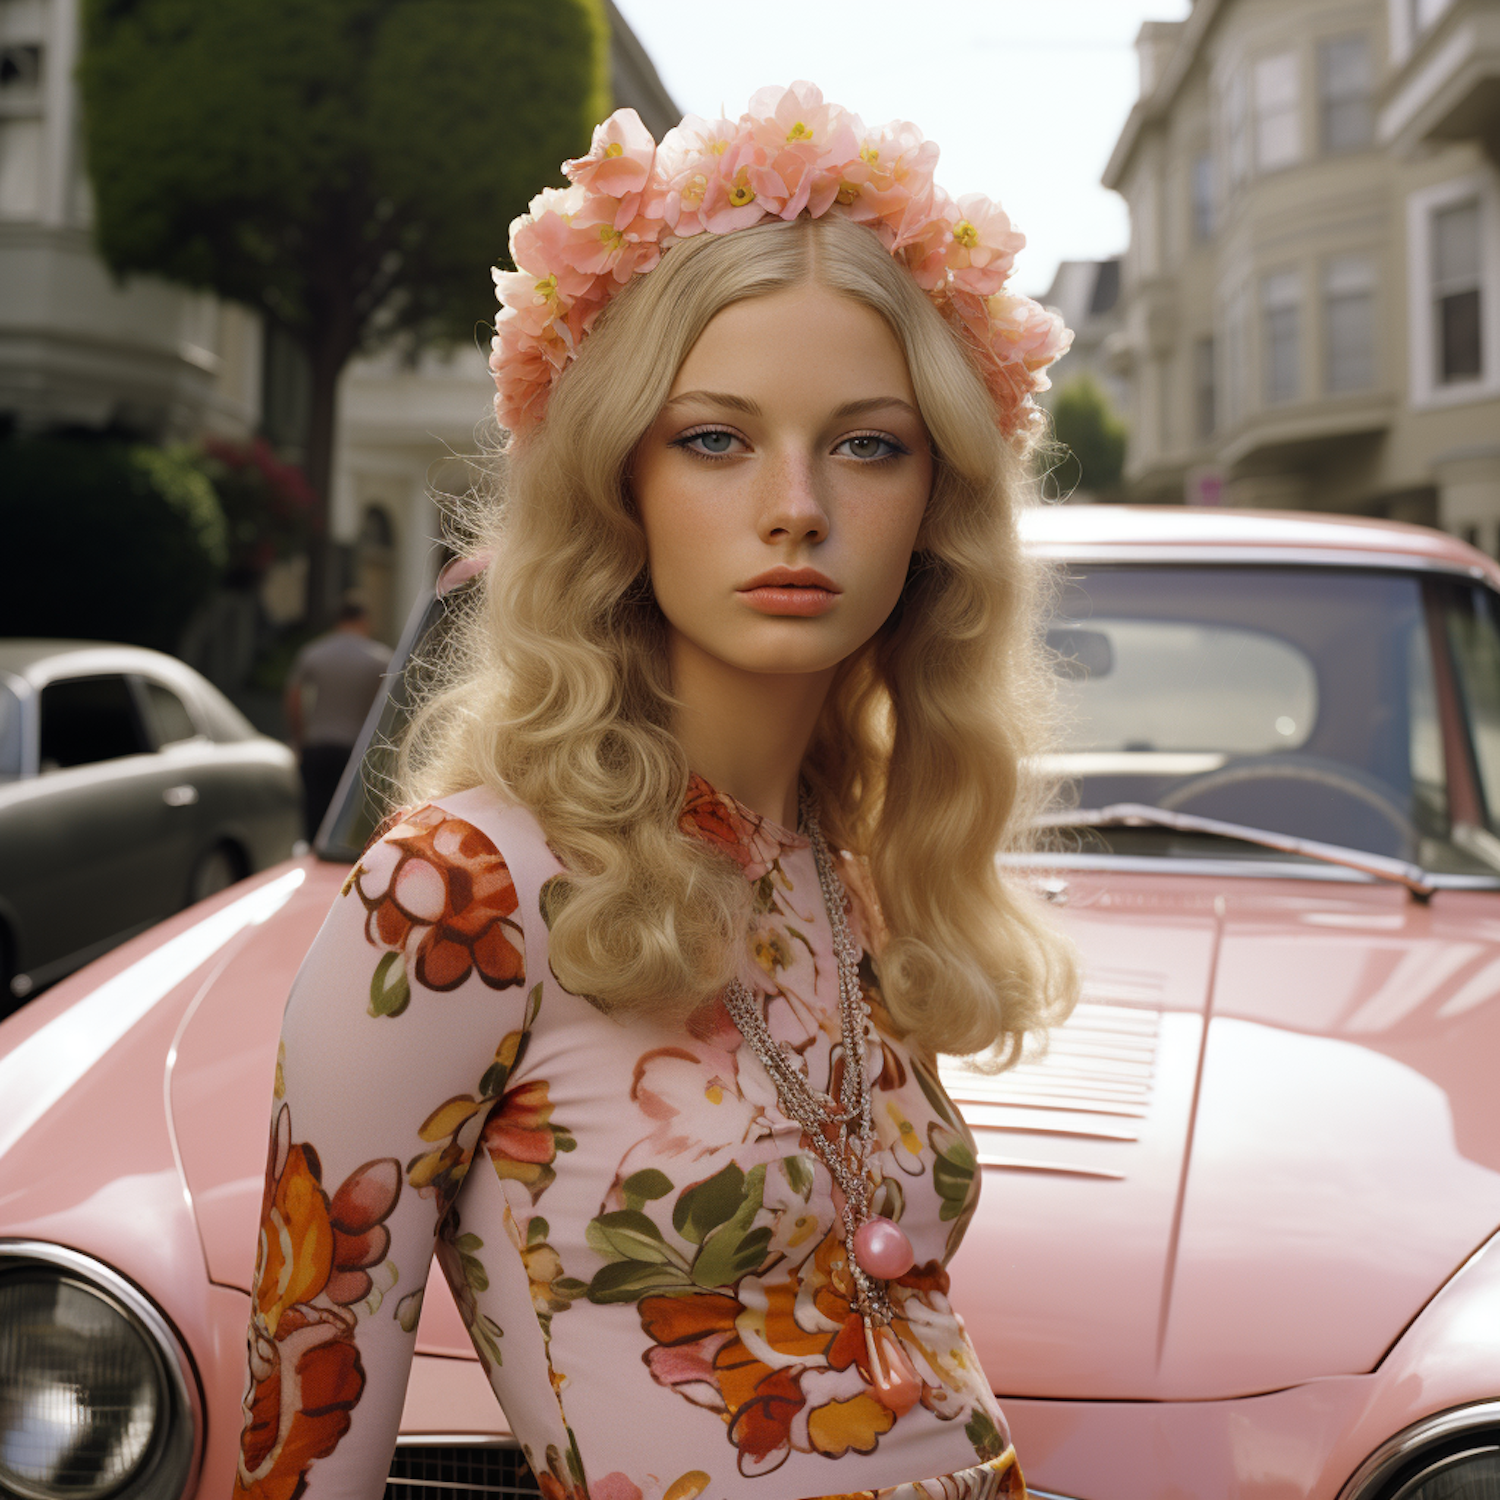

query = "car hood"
(943, 869), (1500, 1399)
(160, 863), (1500, 1399)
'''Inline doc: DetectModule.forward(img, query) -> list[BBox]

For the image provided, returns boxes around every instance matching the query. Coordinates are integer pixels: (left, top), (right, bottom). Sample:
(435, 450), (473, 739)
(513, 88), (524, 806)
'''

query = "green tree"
(0, 437), (227, 652)
(78, 0), (610, 622)
(1050, 373), (1128, 497)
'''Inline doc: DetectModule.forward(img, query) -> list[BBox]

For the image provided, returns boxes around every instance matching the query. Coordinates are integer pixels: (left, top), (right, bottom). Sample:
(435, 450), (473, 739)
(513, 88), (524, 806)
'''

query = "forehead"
(671, 285), (916, 400)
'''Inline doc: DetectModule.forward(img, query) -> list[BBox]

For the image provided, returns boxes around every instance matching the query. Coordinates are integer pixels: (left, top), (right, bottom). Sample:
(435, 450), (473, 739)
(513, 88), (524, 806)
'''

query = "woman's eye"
(680, 429), (737, 456)
(839, 434), (902, 460)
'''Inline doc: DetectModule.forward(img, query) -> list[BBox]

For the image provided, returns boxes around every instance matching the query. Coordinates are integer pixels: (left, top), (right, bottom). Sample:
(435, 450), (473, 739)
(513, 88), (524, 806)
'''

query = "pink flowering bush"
(490, 82), (1072, 445)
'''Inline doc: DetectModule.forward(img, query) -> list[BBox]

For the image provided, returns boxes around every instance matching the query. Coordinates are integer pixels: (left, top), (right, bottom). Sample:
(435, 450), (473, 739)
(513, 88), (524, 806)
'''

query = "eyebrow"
(662, 390), (922, 421)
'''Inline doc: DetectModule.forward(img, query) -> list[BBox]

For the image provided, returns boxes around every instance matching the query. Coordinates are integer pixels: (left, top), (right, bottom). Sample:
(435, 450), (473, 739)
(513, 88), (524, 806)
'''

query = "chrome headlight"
(0, 1245), (200, 1500)
(1342, 1404), (1500, 1500)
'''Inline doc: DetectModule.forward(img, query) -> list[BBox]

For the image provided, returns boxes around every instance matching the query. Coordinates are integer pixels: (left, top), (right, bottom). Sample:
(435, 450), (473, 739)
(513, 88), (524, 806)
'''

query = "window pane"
(1327, 293), (1374, 391)
(1255, 52), (1301, 170)
(143, 680), (199, 746)
(1192, 153), (1214, 240)
(1433, 201), (1480, 288)
(1325, 256), (1376, 393)
(1194, 336), (1216, 437)
(1319, 36), (1373, 151)
(1266, 306), (1300, 400)
(1439, 287), (1483, 381)
(39, 676), (147, 770)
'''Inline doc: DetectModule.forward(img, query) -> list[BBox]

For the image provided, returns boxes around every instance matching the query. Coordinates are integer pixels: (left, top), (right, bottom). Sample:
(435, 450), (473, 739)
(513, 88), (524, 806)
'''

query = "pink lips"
(737, 566), (841, 617)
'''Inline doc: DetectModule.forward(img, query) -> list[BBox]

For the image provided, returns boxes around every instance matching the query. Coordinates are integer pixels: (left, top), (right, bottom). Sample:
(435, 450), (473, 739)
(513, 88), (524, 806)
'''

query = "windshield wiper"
(1039, 802), (1435, 896)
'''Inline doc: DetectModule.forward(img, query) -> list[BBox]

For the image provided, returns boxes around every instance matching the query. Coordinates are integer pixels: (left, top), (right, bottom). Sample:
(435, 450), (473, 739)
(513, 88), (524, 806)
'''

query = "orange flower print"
(679, 774), (791, 880)
(635, 1226), (905, 1477)
(235, 1105), (401, 1500)
(482, 1078), (577, 1202)
(348, 806), (524, 1012)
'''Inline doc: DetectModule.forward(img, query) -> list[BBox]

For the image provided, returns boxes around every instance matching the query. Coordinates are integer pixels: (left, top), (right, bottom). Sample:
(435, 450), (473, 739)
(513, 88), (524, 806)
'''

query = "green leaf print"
(394, 1288), (424, 1332)
(689, 1164), (769, 1288)
(912, 1054), (964, 1132)
(585, 1208), (678, 1265)
(780, 1153), (815, 1199)
(460, 1252), (489, 1292)
(368, 950), (411, 1018)
(454, 1232), (484, 1254)
(527, 1217), (549, 1246)
(538, 876), (570, 929)
(930, 1122), (978, 1223)
(672, 1161), (745, 1244)
(586, 1259), (695, 1303)
(966, 1408), (1006, 1461)
(621, 1168), (675, 1211)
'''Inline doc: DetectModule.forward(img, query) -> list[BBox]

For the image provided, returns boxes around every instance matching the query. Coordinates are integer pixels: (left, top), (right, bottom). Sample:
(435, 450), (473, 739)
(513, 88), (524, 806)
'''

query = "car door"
(6, 674), (189, 981)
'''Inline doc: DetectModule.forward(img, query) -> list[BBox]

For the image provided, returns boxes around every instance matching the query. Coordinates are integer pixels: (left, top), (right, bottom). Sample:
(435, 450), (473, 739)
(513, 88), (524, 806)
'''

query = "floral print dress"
(234, 777), (1024, 1500)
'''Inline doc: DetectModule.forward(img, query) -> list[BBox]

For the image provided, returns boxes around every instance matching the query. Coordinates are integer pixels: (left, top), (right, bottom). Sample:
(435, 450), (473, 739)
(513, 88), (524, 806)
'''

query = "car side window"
(38, 675), (149, 771)
(141, 679), (200, 747)
(0, 683), (22, 780)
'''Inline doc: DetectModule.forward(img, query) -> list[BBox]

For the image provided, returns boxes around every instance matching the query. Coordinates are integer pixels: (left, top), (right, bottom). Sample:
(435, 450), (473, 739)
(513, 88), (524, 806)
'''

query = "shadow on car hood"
(161, 861), (1500, 1400)
(945, 871), (1500, 1400)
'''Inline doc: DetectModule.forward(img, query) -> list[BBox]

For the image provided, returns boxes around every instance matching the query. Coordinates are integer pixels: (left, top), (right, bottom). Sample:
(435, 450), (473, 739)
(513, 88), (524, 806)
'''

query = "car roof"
(1024, 505), (1500, 585)
(0, 639), (200, 683)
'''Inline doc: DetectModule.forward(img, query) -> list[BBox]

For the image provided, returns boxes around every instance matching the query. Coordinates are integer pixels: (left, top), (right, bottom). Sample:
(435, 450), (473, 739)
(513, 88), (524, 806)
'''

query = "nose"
(757, 448), (829, 546)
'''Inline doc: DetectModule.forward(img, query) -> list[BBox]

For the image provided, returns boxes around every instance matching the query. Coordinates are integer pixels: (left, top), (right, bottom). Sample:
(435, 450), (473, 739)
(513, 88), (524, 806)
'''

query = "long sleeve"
(232, 804), (531, 1500)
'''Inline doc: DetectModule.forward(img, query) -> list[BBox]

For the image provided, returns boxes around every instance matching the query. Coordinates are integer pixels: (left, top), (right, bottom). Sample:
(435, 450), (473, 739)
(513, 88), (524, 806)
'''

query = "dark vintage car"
(0, 640), (302, 1010)
(2, 509), (1500, 1500)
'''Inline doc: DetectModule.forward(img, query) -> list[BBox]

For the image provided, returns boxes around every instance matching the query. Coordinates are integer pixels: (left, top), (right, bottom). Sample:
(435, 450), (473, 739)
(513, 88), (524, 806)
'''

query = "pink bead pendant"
(864, 1321), (921, 1415)
(853, 1215), (915, 1280)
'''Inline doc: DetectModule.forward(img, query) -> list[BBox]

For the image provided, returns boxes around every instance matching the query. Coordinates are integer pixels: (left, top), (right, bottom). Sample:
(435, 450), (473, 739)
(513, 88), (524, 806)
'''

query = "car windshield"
(322, 562), (1500, 883)
(1047, 565), (1500, 878)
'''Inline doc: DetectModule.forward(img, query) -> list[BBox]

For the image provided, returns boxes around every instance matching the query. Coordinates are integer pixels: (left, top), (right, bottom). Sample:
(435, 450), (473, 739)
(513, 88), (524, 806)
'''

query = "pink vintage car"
(3, 506), (1499, 1500)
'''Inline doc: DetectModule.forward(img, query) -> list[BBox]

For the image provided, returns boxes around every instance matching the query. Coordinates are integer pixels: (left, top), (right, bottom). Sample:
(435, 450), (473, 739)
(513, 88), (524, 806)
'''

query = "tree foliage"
(1050, 373), (1128, 497)
(0, 437), (227, 652)
(77, 0), (610, 618)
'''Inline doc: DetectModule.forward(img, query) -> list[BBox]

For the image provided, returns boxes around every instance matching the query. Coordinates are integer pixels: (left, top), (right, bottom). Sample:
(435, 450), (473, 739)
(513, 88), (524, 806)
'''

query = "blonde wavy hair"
(399, 214), (1077, 1062)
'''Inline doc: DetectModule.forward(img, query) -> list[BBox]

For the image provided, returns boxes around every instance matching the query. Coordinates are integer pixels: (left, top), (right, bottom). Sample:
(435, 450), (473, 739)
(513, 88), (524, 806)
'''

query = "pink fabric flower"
(563, 107), (656, 198)
(946, 193), (1026, 296)
(487, 88), (1072, 446)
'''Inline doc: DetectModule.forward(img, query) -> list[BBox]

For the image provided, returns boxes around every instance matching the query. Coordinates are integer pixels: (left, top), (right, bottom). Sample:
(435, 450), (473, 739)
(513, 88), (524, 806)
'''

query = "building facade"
(1104, 0), (1500, 540)
(0, 0), (677, 647)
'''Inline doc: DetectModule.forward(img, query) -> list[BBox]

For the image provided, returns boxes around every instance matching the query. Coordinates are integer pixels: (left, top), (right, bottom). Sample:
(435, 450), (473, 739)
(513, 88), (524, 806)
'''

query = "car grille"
(385, 1443), (541, 1500)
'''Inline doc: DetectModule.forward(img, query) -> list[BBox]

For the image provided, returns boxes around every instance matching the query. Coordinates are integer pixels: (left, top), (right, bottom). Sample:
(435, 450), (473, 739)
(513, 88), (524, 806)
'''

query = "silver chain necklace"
(719, 793), (895, 1325)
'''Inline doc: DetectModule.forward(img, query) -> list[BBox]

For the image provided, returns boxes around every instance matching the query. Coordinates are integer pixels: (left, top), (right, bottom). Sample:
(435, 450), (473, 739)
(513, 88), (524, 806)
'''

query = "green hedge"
(0, 436), (228, 652)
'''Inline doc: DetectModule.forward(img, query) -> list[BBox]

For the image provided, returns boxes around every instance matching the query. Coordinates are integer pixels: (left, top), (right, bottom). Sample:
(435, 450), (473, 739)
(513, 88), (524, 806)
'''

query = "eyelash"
(670, 426), (911, 465)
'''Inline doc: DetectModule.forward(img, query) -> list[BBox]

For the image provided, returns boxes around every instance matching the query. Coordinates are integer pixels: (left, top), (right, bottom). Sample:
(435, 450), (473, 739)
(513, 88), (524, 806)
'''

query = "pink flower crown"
(489, 82), (1073, 445)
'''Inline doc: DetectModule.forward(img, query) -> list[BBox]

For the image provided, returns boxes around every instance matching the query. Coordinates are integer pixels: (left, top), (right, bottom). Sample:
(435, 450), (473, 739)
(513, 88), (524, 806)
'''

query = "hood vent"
(940, 982), (1162, 1181)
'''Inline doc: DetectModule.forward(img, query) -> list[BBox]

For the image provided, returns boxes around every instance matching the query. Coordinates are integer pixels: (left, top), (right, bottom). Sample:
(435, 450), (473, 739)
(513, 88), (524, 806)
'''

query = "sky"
(611, 0), (1193, 297)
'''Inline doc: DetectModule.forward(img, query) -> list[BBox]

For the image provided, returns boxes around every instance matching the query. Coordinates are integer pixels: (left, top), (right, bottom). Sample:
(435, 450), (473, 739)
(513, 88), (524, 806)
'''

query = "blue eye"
(673, 427), (739, 457)
(838, 434), (904, 460)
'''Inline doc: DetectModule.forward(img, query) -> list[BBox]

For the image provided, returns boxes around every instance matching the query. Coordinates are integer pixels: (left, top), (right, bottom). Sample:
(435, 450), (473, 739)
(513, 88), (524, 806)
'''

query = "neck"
(668, 638), (835, 829)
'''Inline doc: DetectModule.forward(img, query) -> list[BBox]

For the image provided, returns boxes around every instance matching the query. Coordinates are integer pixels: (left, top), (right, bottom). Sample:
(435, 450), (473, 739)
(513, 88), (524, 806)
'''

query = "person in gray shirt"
(284, 596), (393, 838)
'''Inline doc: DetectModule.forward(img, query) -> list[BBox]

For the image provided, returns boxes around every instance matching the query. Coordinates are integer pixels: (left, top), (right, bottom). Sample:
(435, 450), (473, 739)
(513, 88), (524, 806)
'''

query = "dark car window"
(0, 682), (22, 780)
(1049, 566), (1495, 876)
(140, 679), (200, 747)
(39, 675), (149, 770)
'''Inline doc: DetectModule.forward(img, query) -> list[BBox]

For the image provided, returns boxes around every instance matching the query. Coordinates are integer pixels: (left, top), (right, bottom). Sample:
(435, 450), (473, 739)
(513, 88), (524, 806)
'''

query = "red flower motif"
(352, 806), (524, 991)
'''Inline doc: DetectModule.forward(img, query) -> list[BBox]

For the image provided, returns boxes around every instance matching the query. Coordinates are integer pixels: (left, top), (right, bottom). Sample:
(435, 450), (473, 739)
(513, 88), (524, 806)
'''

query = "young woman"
(234, 84), (1077, 1500)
